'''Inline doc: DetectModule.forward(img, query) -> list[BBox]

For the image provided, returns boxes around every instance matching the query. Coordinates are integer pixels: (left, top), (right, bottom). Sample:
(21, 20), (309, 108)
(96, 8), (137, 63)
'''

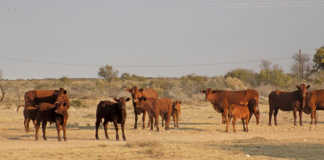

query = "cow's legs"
(24, 118), (30, 132)
(274, 108), (279, 126)
(42, 121), (47, 140)
(56, 120), (62, 141)
(224, 109), (229, 132)
(121, 122), (126, 141)
(268, 107), (273, 126)
(293, 109), (297, 126)
(245, 118), (249, 132)
(62, 120), (67, 141)
(113, 120), (119, 141)
(142, 111), (147, 129)
(95, 118), (101, 140)
(241, 119), (246, 132)
(150, 114), (154, 131)
(232, 117), (236, 133)
(35, 120), (41, 141)
(155, 112), (160, 132)
(299, 110), (303, 126)
(103, 120), (109, 139)
(134, 106), (138, 129)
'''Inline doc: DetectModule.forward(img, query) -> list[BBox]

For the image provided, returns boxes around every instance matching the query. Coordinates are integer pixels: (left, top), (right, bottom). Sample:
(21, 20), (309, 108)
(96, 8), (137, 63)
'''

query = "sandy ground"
(1, 102), (324, 160)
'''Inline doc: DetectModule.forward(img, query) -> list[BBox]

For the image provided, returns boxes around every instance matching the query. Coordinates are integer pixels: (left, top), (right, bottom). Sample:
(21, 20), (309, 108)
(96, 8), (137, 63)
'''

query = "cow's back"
(143, 88), (158, 99)
(154, 98), (172, 113)
(269, 90), (299, 109)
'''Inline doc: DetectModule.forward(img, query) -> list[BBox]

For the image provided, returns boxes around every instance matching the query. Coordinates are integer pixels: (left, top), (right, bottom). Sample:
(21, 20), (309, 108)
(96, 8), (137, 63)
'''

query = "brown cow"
(34, 101), (69, 141)
(201, 88), (259, 132)
(135, 97), (172, 131)
(304, 89), (324, 127)
(162, 101), (181, 128)
(21, 88), (69, 132)
(126, 87), (158, 129)
(95, 97), (130, 141)
(268, 84), (310, 126)
(229, 104), (250, 132)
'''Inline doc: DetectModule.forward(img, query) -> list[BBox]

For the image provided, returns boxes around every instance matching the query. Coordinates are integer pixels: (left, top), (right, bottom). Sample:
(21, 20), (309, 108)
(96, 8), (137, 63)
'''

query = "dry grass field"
(1, 98), (324, 160)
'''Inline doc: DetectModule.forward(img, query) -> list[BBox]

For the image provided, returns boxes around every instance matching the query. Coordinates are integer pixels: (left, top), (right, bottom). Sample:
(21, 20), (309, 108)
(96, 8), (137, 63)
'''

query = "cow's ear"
(179, 101), (182, 104)
(64, 90), (67, 94)
(113, 97), (119, 102)
(201, 90), (206, 93)
(307, 85), (311, 89)
(125, 88), (131, 92)
(126, 97), (131, 102)
(139, 88), (144, 92)
(296, 85), (300, 90)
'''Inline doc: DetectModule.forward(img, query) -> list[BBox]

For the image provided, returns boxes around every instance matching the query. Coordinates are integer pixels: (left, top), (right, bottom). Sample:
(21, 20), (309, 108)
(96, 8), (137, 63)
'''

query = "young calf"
(34, 102), (69, 141)
(135, 97), (173, 131)
(162, 101), (182, 128)
(229, 104), (250, 133)
(95, 97), (130, 141)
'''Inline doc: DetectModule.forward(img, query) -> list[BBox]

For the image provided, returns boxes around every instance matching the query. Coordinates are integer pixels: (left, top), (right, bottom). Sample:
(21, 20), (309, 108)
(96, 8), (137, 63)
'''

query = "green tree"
(98, 65), (119, 82)
(313, 46), (324, 72)
(225, 68), (257, 86)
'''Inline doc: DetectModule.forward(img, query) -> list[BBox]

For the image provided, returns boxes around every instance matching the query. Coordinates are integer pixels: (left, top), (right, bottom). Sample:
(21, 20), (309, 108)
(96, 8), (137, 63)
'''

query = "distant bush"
(70, 99), (86, 108)
(225, 69), (258, 86)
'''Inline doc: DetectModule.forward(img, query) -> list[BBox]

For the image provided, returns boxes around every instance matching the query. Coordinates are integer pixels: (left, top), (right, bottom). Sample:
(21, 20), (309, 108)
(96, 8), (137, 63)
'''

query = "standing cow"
(95, 97), (130, 141)
(201, 88), (260, 132)
(268, 84), (310, 126)
(34, 101), (69, 141)
(304, 89), (324, 127)
(21, 88), (69, 132)
(135, 97), (173, 131)
(126, 87), (158, 129)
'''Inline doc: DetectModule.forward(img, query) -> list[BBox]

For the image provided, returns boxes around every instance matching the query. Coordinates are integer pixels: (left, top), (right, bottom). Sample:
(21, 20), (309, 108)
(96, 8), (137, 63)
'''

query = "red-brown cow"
(304, 89), (324, 127)
(268, 84), (310, 126)
(201, 88), (259, 132)
(229, 104), (250, 132)
(126, 87), (158, 129)
(34, 101), (69, 141)
(95, 97), (130, 141)
(20, 88), (69, 132)
(162, 101), (181, 128)
(135, 97), (172, 131)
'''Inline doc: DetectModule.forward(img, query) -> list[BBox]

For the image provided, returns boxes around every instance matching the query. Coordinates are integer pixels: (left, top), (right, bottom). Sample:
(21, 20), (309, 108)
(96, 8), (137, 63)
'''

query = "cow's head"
(201, 88), (213, 101)
(114, 97), (131, 111)
(133, 96), (147, 109)
(296, 83), (310, 109)
(54, 102), (68, 115)
(126, 87), (144, 101)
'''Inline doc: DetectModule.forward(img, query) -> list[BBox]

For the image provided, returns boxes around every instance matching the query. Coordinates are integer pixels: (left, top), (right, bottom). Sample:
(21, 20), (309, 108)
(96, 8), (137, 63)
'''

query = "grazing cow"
(304, 89), (324, 127)
(95, 97), (130, 141)
(126, 87), (158, 129)
(229, 104), (250, 132)
(21, 88), (69, 132)
(135, 97), (173, 131)
(268, 84), (310, 126)
(162, 101), (182, 128)
(34, 102), (69, 141)
(201, 88), (259, 132)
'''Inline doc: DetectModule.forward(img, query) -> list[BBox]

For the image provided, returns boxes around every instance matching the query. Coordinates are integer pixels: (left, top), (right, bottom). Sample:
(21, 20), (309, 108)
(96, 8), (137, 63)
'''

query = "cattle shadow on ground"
(179, 122), (215, 126)
(171, 127), (205, 132)
(211, 137), (324, 160)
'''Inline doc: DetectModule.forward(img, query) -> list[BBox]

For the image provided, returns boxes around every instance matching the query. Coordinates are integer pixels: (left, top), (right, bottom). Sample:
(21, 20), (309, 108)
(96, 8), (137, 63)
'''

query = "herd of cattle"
(9, 83), (324, 141)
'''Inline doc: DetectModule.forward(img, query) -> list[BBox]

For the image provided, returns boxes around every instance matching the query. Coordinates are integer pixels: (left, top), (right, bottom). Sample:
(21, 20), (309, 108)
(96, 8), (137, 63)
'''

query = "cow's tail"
(96, 101), (103, 123)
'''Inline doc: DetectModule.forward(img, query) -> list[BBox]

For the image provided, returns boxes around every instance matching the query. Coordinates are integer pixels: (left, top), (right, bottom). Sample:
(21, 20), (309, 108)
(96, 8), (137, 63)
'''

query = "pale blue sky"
(0, 0), (323, 79)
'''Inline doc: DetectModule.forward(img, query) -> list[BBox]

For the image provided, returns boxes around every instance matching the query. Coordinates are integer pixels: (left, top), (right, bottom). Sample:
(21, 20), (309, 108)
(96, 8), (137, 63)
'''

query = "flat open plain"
(1, 101), (324, 160)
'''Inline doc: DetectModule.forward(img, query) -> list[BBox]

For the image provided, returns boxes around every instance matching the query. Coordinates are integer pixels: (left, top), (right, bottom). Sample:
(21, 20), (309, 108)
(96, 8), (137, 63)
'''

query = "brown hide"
(305, 89), (324, 126)
(268, 84), (310, 126)
(95, 97), (130, 141)
(127, 87), (158, 129)
(135, 97), (172, 131)
(229, 104), (250, 132)
(22, 88), (69, 132)
(34, 102), (69, 141)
